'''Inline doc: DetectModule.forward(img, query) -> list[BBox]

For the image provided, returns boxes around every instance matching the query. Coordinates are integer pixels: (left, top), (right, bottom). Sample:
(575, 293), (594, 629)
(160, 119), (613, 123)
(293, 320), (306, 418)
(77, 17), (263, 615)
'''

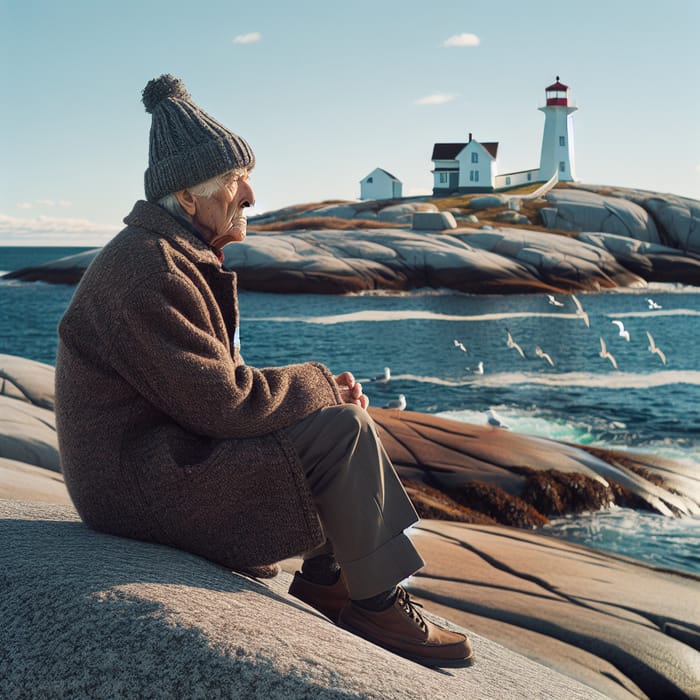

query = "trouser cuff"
(340, 531), (425, 600)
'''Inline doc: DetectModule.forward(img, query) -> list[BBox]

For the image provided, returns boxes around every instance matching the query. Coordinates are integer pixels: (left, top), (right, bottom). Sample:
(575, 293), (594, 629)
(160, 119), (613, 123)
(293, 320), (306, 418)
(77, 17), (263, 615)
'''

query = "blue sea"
(2, 245), (699, 575)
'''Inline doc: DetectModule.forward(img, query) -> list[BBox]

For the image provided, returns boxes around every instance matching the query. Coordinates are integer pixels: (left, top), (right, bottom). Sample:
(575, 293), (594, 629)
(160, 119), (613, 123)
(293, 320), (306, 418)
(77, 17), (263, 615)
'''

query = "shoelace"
(397, 588), (427, 632)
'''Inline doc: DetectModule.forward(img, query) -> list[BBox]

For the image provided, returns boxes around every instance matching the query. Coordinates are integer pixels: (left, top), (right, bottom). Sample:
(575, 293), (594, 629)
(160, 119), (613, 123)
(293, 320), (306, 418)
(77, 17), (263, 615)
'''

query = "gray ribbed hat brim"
(145, 136), (255, 202)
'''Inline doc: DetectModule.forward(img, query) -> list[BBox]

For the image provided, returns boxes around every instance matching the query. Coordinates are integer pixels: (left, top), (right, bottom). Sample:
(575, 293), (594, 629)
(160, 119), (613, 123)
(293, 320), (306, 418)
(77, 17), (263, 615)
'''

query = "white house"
(360, 167), (402, 200)
(431, 135), (499, 194)
(431, 78), (578, 194)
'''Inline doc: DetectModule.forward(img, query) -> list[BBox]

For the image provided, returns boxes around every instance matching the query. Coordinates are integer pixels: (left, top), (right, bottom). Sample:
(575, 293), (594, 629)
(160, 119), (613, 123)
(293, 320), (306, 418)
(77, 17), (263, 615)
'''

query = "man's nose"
(240, 179), (255, 208)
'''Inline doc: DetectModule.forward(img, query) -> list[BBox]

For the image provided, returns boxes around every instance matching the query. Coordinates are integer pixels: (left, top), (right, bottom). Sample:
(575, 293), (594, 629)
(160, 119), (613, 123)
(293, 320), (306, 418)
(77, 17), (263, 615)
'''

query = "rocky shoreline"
(2, 352), (699, 697)
(4, 184), (700, 293)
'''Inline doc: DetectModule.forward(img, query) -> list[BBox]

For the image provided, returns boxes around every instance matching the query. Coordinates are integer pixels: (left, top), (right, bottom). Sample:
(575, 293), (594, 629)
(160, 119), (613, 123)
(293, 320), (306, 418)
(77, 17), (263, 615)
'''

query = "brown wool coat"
(55, 201), (342, 568)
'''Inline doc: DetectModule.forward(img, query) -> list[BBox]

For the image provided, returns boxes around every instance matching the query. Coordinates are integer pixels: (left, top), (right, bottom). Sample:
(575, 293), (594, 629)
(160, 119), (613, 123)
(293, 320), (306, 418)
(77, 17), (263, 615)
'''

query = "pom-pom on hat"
(142, 74), (255, 202)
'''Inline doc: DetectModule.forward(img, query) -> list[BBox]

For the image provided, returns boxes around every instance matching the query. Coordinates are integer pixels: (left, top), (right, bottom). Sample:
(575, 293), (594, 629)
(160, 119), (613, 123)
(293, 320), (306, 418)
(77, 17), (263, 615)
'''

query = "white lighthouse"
(538, 76), (577, 182)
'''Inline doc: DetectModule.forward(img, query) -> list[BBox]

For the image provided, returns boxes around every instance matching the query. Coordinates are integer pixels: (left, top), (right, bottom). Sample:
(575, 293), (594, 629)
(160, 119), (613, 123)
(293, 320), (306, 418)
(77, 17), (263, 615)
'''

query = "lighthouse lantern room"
(538, 76), (577, 182)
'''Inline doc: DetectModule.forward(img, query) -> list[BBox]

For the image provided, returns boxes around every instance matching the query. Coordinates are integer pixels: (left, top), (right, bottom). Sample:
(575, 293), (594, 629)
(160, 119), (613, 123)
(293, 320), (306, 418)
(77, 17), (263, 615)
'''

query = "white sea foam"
(604, 309), (700, 319)
(543, 508), (700, 575)
(245, 310), (589, 324)
(245, 307), (700, 325)
(437, 407), (700, 463)
(393, 370), (700, 389)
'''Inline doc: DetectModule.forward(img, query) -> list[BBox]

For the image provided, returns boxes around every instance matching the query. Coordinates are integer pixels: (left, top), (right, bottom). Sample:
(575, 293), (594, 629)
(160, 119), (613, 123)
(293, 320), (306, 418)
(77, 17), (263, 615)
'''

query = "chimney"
(468, 132), (472, 142)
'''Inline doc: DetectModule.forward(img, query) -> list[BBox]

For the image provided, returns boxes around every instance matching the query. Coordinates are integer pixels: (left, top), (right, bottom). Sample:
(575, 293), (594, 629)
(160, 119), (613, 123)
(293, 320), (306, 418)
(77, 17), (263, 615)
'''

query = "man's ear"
(174, 190), (197, 216)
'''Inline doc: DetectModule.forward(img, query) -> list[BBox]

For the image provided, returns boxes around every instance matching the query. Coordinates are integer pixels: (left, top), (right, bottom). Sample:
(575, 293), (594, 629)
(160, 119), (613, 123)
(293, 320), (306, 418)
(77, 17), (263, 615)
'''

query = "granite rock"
(1, 498), (608, 700)
(542, 189), (661, 242)
(411, 211), (458, 230)
(377, 202), (438, 223)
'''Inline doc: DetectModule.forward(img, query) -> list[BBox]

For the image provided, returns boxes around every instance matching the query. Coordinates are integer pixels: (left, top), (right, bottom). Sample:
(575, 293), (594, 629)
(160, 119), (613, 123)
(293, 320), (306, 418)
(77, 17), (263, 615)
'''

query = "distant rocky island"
(5, 183), (700, 293)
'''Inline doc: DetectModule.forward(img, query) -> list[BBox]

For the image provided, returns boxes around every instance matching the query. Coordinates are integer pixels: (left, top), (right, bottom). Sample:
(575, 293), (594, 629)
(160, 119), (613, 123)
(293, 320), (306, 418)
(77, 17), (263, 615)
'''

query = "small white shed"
(359, 167), (402, 200)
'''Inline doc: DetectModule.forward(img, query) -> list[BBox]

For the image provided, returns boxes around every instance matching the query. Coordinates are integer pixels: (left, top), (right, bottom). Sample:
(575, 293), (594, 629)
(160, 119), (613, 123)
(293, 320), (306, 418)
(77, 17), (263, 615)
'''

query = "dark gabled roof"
(481, 142), (499, 159)
(431, 143), (466, 160)
(431, 141), (499, 160)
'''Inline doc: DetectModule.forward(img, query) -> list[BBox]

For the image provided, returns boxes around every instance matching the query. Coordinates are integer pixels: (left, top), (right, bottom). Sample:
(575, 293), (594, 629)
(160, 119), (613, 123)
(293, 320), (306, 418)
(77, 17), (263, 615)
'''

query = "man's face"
(191, 169), (255, 249)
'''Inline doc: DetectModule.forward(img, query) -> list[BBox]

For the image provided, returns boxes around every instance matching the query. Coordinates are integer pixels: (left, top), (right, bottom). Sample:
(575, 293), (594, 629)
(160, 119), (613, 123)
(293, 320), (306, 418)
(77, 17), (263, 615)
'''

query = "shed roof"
(364, 167), (400, 182)
(376, 167), (400, 181)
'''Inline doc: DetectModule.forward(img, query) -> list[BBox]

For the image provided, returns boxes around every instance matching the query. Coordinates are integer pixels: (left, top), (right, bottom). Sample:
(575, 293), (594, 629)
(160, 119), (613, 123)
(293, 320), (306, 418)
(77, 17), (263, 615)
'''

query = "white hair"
(157, 167), (249, 219)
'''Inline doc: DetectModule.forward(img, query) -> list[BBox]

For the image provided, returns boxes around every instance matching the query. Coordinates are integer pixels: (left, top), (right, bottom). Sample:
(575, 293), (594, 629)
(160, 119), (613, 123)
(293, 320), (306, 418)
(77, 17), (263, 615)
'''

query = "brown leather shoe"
(288, 571), (350, 622)
(338, 586), (474, 668)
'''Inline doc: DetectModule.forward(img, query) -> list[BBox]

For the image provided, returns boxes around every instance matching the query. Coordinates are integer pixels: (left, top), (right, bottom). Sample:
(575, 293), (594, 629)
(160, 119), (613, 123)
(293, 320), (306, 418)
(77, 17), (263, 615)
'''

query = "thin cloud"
(16, 199), (73, 209)
(415, 93), (459, 106)
(233, 32), (261, 45)
(0, 214), (120, 246)
(442, 33), (480, 48)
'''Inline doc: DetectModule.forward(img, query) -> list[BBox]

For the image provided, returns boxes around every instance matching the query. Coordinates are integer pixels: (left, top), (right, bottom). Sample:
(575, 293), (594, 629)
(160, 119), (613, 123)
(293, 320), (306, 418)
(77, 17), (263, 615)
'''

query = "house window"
(367, 177), (373, 183)
(439, 172), (447, 183)
(470, 170), (479, 182)
(559, 161), (566, 172)
(506, 176), (511, 186)
(471, 152), (478, 163)
(527, 172), (532, 181)
(559, 136), (566, 147)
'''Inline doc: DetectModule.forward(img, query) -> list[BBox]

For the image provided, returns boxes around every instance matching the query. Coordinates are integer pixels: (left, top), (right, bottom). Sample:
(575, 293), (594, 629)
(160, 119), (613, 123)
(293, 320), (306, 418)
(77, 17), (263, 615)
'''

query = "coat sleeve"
(109, 271), (342, 438)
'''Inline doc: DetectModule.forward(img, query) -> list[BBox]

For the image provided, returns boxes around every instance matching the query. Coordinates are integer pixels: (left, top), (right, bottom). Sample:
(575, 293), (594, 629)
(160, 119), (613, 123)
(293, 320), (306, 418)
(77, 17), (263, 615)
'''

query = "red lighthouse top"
(545, 76), (570, 106)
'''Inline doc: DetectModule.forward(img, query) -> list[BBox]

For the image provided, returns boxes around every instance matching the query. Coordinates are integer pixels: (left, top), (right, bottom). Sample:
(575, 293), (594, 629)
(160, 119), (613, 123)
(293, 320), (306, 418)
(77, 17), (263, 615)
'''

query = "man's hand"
(334, 371), (369, 409)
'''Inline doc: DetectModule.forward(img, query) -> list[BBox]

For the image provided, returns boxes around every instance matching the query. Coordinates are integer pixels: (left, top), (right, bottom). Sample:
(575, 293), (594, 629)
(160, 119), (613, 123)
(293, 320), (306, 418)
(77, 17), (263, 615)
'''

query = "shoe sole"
(338, 619), (475, 669)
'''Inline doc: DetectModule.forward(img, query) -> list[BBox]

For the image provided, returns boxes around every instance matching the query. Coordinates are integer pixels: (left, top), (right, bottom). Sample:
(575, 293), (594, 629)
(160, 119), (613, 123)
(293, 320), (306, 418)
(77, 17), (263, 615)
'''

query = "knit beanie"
(142, 74), (255, 202)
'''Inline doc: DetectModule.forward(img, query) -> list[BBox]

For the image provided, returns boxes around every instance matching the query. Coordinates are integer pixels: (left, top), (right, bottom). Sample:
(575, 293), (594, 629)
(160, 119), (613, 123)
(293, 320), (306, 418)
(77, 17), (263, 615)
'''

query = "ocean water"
(2, 245), (699, 574)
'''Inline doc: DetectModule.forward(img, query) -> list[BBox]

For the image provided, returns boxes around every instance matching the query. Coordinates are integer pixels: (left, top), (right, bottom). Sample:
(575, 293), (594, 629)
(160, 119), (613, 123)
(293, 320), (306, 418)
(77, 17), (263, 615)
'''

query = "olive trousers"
(285, 403), (425, 600)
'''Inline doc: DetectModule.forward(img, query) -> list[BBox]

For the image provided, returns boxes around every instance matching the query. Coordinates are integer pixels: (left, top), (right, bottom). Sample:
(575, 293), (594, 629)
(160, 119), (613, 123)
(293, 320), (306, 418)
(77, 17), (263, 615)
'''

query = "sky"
(1, 0), (698, 246)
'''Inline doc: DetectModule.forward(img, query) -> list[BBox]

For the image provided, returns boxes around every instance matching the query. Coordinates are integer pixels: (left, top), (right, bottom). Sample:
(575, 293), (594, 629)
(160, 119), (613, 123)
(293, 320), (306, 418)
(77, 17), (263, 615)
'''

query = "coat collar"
(124, 200), (223, 266)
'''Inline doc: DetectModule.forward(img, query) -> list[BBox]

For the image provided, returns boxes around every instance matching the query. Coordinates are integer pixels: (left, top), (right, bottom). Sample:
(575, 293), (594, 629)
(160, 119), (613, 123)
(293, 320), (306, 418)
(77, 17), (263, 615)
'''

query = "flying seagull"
(646, 331), (667, 365)
(546, 294), (564, 307)
(453, 339), (467, 353)
(612, 320), (630, 342)
(535, 346), (555, 367)
(505, 328), (526, 358)
(647, 298), (662, 310)
(571, 294), (590, 328)
(599, 337), (618, 370)
(470, 361), (484, 375)
(384, 394), (406, 410)
(486, 408), (509, 429)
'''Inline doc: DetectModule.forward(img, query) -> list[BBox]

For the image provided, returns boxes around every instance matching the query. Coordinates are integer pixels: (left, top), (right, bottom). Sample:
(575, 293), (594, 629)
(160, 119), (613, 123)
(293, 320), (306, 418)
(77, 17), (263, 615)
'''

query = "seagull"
(453, 339), (467, 353)
(611, 320), (630, 342)
(370, 367), (391, 382)
(486, 408), (509, 429)
(571, 294), (590, 328)
(505, 328), (526, 358)
(647, 298), (662, 310)
(599, 337), (618, 369)
(470, 361), (484, 375)
(384, 394), (406, 410)
(535, 346), (555, 367)
(546, 294), (564, 307)
(646, 331), (667, 365)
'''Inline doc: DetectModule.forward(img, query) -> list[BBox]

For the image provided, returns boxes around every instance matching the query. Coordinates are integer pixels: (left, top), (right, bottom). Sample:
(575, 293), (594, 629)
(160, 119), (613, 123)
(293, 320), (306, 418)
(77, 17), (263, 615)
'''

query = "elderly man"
(55, 74), (473, 668)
